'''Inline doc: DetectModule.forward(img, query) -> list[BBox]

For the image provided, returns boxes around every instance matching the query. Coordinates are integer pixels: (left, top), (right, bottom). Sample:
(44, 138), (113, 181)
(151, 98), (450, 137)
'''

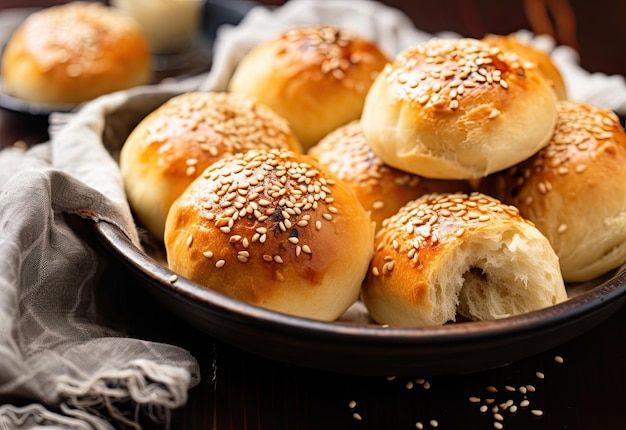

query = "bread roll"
(479, 100), (626, 282)
(120, 92), (301, 240)
(483, 33), (567, 100)
(228, 25), (390, 151)
(1, 2), (151, 105)
(164, 148), (375, 321)
(308, 120), (472, 231)
(361, 37), (559, 180)
(361, 192), (567, 327)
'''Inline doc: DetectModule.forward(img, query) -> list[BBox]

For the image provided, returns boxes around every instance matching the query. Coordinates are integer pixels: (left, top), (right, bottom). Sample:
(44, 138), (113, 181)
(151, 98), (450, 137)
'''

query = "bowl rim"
(93, 219), (626, 347)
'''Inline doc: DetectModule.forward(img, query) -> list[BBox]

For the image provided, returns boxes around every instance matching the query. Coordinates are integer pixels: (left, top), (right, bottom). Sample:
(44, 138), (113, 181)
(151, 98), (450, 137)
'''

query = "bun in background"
(308, 120), (472, 231)
(483, 33), (567, 100)
(361, 37), (559, 180)
(164, 148), (374, 321)
(1, 2), (151, 105)
(228, 25), (390, 151)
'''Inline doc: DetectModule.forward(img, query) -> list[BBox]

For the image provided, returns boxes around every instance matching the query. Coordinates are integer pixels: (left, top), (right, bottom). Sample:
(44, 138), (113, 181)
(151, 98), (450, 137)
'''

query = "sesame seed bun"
(308, 120), (472, 232)
(228, 25), (390, 152)
(1, 2), (151, 105)
(164, 148), (375, 321)
(119, 92), (301, 241)
(482, 33), (567, 100)
(479, 100), (626, 282)
(361, 37), (559, 180)
(361, 192), (567, 327)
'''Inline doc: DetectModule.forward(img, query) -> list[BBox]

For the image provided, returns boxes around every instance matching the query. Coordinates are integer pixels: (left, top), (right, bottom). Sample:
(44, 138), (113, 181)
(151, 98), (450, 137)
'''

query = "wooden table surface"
(2, 1), (626, 429)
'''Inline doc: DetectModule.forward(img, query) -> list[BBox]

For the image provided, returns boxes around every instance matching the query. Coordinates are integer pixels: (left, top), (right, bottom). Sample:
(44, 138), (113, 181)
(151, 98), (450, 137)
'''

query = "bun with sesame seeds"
(361, 192), (567, 327)
(163, 148), (375, 321)
(227, 25), (390, 152)
(308, 120), (472, 232)
(119, 91), (301, 241)
(479, 100), (626, 282)
(361, 37), (559, 180)
(482, 33), (567, 100)
(0, 2), (151, 105)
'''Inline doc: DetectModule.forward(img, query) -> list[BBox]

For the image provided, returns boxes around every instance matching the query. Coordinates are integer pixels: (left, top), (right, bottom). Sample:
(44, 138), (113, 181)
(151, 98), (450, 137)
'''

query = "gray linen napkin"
(1, 1), (625, 429)
(0, 80), (202, 430)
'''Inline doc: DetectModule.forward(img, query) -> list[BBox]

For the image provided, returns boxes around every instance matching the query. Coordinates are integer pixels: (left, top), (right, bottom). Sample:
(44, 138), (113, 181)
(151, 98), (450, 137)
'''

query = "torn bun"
(361, 192), (567, 327)
(361, 37), (559, 180)
(164, 148), (375, 321)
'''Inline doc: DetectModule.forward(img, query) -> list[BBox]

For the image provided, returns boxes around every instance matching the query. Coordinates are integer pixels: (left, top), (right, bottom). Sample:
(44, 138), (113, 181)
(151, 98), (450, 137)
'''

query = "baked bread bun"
(1, 2), (151, 105)
(164, 148), (375, 321)
(361, 37), (559, 180)
(228, 25), (390, 151)
(483, 33), (567, 100)
(120, 92), (301, 241)
(308, 120), (472, 231)
(479, 100), (626, 282)
(361, 192), (567, 327)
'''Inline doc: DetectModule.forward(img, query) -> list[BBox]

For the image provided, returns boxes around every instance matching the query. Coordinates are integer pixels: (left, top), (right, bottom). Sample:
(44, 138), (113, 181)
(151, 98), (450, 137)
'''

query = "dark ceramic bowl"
(83, 0), (626, 377)
(92, 219), (626, 376)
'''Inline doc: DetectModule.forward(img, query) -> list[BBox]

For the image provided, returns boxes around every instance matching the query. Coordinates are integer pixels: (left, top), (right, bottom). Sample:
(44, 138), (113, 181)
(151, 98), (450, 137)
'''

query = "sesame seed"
(535, 371), (545, 380)
(352, 412), (362, 421)
(494, 413), (504, 421)
(416, 422), (424, 429)
(531, 410), (543, 417)
(203, 251), (214, 258)
(520, 400), (530, 408)
(215, 260), (225, 268)
(493, 423), (503, 430)
(430, 419), (439, 427)
(480, 405), (488, 413)
(554, 355), (564, 364)
(469, 396), (481, 403)
(168, 274), (178, 283)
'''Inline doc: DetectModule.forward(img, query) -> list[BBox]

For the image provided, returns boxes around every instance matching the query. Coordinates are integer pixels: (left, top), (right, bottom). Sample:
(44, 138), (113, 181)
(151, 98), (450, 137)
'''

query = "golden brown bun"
(1, 2), (151, 105)
(361, 37), (559, 180)
(483, 34), (567, 100)
(308, 120), (472, 231)
(479, 100), (626, 282)
(361, 192), (567, 327)
(164, 148), (375, 321)
(120, 92), (301, 241)
(228, 25), (390, 151)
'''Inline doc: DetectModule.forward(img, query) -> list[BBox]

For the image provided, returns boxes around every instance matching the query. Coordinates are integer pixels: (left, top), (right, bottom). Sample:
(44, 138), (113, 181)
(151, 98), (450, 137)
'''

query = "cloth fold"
(1, 0), (626, 428)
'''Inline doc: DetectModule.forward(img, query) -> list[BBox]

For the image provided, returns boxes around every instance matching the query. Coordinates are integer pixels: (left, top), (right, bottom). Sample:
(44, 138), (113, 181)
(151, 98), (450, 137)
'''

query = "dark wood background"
(1, 1), (626, 429)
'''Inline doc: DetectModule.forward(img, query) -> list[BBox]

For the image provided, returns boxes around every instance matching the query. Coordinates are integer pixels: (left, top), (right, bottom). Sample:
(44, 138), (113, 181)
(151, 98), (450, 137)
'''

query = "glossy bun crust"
(120, 92), (301, 240)
(361, 192), (567, 327)
(164, 148), (375, 321)
(483, 33), (567, 100)
(228, 25), (390, 151)
(480, 101), (626, 282)
(361, 38), (559, 179)
(308, 120), (472, 231)
(1, 2), (151, 105)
